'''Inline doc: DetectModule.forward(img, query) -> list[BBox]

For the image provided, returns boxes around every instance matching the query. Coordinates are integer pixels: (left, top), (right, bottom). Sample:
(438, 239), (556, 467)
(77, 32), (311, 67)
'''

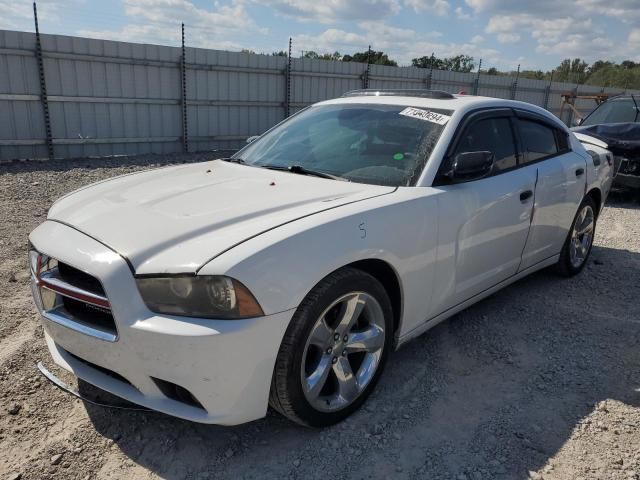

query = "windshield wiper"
(220, 157), (246, 164)
(262, 164), (349, 181)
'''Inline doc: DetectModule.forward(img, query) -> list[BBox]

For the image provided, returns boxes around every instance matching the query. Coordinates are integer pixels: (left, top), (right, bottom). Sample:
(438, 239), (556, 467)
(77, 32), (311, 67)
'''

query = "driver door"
(429, 109), (537, 314)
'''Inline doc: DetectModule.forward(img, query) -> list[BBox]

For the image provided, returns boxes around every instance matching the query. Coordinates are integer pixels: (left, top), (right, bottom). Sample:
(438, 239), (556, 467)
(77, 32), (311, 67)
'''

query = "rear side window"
(555, 130), (570, 153)
(518, 119), (558, 163)
(454, 117), (518, 172)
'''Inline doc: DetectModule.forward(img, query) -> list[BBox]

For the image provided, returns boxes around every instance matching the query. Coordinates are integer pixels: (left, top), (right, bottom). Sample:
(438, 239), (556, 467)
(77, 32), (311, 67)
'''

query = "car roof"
(316, 92), (559, 123)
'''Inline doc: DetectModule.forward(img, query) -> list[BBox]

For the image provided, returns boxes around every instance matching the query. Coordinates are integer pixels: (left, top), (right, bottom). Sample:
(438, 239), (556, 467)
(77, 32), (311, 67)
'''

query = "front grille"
(62, 296), (117, 334)
(58, 262), (106, 296)
(32, 251), (118, 341)
(619, 157), (640, 176)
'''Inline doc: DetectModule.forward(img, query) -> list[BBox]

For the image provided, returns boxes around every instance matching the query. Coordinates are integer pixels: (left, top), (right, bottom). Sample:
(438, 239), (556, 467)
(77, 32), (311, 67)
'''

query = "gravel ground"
(1, 154), (640, 480)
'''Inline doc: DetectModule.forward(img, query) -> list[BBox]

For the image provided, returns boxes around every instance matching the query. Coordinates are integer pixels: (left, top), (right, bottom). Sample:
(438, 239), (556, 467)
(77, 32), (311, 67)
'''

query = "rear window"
(555, 130), (570, 153)
(582, 98), (639, 126)
(518, 119), (558, 163)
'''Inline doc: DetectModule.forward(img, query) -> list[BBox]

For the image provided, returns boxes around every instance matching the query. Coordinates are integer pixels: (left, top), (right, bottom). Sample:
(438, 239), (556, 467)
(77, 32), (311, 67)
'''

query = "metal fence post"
(567, 85), (578, 126)
(510, 64), (520, 100)
(180, 23), (189, 153)
(33, 2), (53, 160)
(284, 37), (292, 118)
(543, 70), (554, 110)
(362, 45), (371, 89)
(472, 58), (482, 95)
(424, 52), (434, 90)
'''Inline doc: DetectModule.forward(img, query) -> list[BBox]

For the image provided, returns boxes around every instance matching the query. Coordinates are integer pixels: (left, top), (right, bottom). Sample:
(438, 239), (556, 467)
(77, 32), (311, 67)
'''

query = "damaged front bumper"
(614, 157), (640, 189)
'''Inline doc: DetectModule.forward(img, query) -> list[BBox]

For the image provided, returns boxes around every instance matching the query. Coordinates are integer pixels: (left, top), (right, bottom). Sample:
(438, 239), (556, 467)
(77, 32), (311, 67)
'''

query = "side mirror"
(246, 135), (260, 144)
(449, 151), (494, 182)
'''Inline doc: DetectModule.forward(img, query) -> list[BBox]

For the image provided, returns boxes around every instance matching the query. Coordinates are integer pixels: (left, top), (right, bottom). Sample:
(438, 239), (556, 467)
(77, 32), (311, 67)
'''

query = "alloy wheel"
(300, 292), (386, 412)
(569, 204), (595, 269)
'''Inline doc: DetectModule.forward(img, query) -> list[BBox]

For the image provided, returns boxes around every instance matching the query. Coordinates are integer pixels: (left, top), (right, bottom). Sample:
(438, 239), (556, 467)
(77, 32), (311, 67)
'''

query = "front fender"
(199, 188), (440, 338)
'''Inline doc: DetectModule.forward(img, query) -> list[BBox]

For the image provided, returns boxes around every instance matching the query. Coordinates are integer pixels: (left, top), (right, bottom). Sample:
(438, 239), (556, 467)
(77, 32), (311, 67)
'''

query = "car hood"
(573, 131), (609, 150)
(573, 123), (640, 155)
(48, 160), (395, 274)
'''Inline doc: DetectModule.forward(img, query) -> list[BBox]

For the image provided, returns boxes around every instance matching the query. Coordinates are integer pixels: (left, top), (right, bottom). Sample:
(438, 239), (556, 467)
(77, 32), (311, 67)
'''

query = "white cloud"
(466, 0), (573, 15)
(358, 21), (417, 41)
(404, 0), (449, 16)
(470, 34), (484, 43)
(0, 0), (71, 31)
(79, 0), (264, 51)
(295, 28), (369, 54)
(250, 0), (402, 23)
(496, 33), (518, 43)
(293, 21), (515, 69)
(484, 11), (615, 61)
(123, 0), (257, 32)
(455, 6), (472, 20)
(627, 29), (640, 61)
(574, 0), (640, 21)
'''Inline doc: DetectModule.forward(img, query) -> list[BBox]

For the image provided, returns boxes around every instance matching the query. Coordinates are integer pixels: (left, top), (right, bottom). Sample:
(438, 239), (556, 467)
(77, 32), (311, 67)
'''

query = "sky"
(2, 0), (640, 71)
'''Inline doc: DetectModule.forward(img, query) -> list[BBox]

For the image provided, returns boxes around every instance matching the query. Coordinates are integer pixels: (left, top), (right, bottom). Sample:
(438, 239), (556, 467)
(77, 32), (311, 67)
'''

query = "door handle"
(520, 190), (533, 202)
(576, 168), (585, 177)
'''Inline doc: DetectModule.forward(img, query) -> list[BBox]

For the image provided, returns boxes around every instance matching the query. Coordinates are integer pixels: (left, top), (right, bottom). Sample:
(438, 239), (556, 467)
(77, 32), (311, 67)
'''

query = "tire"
(269, 268), (394, 427)
(555, 196), (597, 277)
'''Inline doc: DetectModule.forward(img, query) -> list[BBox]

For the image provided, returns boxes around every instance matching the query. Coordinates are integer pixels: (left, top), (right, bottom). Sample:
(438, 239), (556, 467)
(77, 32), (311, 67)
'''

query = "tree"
(342, 50), (398, 66)
(412, 54), (474, 72)
(444, 54), (475, 73)
(588, 60), (614, 76)
(486, 67), (499, 75)
(520, 70), (546, 80)
(320, 51), (342, 61)
(271, 50), (287, 57)
(301, 51), (342, 61)
(411, 54), (444, 70)
(585, 63), (640, 89)
(553, 58), (589, 84)
(241, 48), (256, 55)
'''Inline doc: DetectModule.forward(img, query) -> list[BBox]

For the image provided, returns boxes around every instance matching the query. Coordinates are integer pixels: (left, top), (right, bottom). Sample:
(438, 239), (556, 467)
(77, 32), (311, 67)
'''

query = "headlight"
(136, 276), (264, 319)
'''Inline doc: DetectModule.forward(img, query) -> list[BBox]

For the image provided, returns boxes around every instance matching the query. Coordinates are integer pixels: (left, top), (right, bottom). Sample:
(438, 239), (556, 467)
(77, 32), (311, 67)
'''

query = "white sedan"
(29, 90), (613, 427)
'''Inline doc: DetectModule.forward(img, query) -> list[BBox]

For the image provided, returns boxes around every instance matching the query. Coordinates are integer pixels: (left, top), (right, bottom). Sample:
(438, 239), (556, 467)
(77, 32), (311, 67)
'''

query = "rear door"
(516, 111), (587, 271)
(430, 109), (537, 313)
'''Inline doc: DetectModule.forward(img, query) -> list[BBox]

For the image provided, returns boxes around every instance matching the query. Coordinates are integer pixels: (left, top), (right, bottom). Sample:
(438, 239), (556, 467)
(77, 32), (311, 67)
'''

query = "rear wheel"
(556, 196), (597, 276)
(269, 268), (393, 427)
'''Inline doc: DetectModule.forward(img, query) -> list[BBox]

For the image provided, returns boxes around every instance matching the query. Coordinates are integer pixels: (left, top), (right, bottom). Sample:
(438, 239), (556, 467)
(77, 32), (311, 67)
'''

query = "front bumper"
(614, 173), (640, 189)
(30, 220), (294, 425)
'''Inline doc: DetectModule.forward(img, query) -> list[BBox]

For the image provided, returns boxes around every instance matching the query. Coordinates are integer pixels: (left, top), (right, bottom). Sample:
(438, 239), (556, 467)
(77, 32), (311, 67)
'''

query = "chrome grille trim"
(30, 250), (119, 342)
(42, 308), (118, 342)
(38, 271), (110, 310)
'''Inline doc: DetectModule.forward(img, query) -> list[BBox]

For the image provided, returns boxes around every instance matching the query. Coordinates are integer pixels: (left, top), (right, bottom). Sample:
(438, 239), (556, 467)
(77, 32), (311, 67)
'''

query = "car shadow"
(79, 242), (640, 479)
(608, 188), (640, 208)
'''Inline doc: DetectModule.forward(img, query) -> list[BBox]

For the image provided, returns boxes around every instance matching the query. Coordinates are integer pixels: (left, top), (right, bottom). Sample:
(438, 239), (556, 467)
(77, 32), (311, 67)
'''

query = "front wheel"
(269, 268), (393, 427)
(556, 196), (597, 276)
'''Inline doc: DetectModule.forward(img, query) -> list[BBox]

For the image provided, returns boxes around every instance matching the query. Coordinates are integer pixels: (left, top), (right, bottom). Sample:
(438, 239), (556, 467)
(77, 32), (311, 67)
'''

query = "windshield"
(582, 98), (639, 126)
(234, 103), (452, 186)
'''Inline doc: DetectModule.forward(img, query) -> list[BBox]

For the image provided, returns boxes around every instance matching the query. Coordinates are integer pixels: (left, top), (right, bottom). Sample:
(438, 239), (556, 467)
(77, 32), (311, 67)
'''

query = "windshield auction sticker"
(399, 107), (451, 125)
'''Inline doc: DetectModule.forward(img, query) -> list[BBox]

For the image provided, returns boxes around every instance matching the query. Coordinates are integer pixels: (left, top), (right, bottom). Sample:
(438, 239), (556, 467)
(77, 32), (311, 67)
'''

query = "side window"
(518, 119), (558, 163)
(453, 117), (517, 173)
(555, 129), (570, 153)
